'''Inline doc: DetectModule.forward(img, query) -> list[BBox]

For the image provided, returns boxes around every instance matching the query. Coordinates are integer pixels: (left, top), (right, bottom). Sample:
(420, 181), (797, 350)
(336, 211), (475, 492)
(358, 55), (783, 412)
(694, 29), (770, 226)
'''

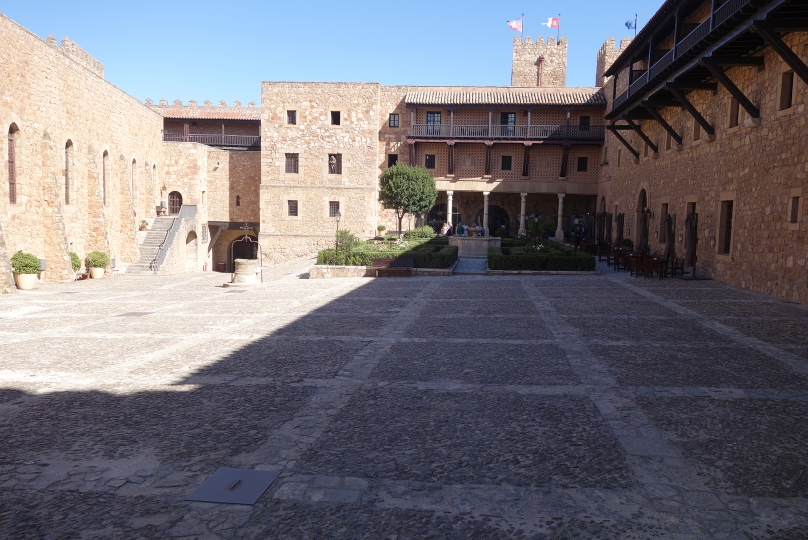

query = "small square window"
(729, 98), (739, 128)
(501, 155), (512, 170)
(287, 110), (297, 125)
(329, 201), (340, 217)
(328, 154), (342, 174)
(577, 156), (588, 172)
(780, 71), (794, 111)
(331, 111), (341, 125)
(288, 200), (298, 217)
(425, 154), (436, 169)
(387, 154), (398, 167)
(388, 114), (399, 128)
(285, 153), (299, 174)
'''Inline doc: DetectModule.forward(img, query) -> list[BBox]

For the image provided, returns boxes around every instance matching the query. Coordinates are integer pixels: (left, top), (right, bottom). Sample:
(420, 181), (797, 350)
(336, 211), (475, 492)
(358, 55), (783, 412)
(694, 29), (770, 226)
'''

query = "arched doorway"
(168, 191), (182, 215)
(229, 235), (258, 272)
(475, 205), (510, 235)
(186, 231), (198, 268)
(427, 204), (461, 229)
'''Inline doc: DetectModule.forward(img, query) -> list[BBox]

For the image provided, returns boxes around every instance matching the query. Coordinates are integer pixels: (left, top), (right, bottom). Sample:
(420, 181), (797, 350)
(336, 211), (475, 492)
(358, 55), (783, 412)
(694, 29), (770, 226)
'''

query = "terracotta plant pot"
(14, 273), (38, 290)
(89, 267), (105, 279)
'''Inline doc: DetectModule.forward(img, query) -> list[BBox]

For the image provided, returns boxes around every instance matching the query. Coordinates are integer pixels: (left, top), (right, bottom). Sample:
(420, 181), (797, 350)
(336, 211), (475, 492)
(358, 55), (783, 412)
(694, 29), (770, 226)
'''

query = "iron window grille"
(287, 110), (297, 125)
(285, 153), (299, 173)
(389, 114), (399, 128)
(7, 130), (16, 204)
(328, 154), (342, 174)
(329, 201), (340, 217)
(288, 200), (298, 217)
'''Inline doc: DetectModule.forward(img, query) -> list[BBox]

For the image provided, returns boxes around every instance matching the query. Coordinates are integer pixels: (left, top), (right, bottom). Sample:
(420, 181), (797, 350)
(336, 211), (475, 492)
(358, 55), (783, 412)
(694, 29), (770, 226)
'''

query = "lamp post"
(334, 211), (341, 250)
(406, 211), (412, 236)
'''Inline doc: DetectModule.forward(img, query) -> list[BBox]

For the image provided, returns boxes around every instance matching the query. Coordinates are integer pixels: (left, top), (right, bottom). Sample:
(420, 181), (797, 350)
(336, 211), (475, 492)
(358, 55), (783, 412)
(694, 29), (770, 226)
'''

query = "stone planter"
(13, 273), (38, 290)
(89, 267), (105, 279)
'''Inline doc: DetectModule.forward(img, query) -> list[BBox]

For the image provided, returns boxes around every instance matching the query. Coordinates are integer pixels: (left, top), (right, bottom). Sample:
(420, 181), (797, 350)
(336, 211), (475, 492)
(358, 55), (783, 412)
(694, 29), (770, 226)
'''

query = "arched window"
(168, 191), (182, 215)
(102, 151), (108, 206)
(236, 195), (241, 207)
(8, 125), (18, 204)
(65, 140), (73, 205)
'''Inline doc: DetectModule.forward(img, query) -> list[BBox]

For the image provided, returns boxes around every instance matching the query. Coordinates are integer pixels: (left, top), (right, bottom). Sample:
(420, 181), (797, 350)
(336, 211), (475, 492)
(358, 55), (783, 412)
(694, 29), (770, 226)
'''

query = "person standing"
(456, 222), (465, 236)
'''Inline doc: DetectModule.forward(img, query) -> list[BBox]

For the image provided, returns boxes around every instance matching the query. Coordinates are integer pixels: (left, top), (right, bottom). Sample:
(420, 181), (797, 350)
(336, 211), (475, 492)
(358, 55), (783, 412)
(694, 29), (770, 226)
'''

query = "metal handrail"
(649, 49), (675, 79)
(410, 123), (605, 140)
(714, 0), (747, 26)
(676, 19), (711, 55)
(149, 205), (197, 274)
(163, 134), (260, 147)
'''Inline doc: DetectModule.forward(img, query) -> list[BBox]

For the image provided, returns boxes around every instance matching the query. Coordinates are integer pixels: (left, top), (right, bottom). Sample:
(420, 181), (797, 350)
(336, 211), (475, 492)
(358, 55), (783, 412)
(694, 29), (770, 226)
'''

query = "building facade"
(598, 0), (808, 303)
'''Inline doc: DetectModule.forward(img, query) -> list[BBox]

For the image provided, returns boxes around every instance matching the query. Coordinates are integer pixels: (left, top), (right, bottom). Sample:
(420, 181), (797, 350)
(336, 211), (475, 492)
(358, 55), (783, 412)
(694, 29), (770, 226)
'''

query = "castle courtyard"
(1, 264), (807, 538)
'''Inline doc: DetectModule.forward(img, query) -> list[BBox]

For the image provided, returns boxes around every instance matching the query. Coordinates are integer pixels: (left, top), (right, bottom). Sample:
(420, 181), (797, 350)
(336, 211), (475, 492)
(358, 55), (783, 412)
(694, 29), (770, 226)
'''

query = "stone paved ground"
(1, 258), (808, 539)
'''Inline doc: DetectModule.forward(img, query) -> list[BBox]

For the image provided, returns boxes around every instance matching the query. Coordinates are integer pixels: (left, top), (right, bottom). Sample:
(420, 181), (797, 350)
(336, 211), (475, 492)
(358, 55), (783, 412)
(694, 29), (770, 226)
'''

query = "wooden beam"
(642, 100), (684, 108)
(751, 19), (808, 86)
(666, 84), (715, 136)
(605, 125), (635, 131)
(609, 126), (640, 160)
(700, 58), (760, 118)
(763, 20), (808, 32)
(641, 101), (683, 145)
(623, 118), (659, 154)
(706, 56), (764, 67)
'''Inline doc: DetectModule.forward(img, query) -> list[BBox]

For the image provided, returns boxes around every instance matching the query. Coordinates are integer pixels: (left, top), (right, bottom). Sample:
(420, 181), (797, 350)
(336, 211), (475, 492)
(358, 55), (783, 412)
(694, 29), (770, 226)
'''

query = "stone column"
(519, 193), (528, 236)
(556, 193), (565, 242)
(446, 191), (454, 225)
(483, 192), (490, 235)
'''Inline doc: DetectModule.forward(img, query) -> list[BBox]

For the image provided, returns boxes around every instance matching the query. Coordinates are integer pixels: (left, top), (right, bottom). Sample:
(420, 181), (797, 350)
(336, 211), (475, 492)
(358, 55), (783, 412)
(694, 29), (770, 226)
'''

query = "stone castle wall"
(260, 82), (383, 261)
(0, 14), (164, 286)
(600, 32), (808, 303)
(511, 36), (567, 87)
(596, 37), (632, 87)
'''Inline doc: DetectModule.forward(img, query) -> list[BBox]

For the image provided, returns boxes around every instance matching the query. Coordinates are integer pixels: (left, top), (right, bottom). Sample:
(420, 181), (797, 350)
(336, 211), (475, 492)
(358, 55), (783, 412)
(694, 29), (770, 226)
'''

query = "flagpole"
(557, 13), (561, 41)
(522, 13), (524, 40)
(634, 14), (638, 38)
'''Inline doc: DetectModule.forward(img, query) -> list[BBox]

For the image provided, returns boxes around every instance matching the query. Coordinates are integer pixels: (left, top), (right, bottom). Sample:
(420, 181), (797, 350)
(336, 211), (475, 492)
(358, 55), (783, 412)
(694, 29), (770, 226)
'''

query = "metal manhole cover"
(116, 312), (154, 317)
(185, 468), (280, 505)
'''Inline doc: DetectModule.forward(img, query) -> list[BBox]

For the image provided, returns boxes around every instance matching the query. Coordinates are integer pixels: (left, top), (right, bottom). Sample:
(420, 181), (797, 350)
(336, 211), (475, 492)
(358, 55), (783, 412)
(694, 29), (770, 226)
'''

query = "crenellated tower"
(511, 36), (568, 87)
(596, 37), (632, 87)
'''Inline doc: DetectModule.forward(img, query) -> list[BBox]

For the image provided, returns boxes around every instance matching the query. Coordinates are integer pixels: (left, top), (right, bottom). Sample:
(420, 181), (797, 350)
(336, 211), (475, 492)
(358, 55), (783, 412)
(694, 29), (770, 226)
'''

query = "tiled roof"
(405, 87), (606, 107)
(149, 106), (261, 121)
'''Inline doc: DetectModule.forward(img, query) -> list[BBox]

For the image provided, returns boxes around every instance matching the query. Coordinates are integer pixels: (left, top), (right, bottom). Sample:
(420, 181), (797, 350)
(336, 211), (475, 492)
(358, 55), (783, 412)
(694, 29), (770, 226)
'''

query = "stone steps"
(134, 217), (177, 269)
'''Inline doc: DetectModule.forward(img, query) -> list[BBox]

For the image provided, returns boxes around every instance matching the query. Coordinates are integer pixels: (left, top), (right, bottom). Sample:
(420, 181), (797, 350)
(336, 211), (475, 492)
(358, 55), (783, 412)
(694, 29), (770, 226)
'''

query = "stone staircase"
(126, 217), (176, 275)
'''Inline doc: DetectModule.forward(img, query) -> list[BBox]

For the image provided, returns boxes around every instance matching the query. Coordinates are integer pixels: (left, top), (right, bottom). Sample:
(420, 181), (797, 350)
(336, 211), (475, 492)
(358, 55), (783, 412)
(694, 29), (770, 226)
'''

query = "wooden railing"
(611, 0), (755, 114)
(163, 134), (260, 147)
(410, 124), (604, 140)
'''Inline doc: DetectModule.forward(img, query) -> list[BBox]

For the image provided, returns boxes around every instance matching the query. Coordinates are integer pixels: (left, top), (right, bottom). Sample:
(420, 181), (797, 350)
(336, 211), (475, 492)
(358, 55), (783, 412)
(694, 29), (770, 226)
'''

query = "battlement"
(147, 99), (258, 108)
(45, 35), (104, 78)
(145, 99), (261, 120)
(511, 36), (568, 87)
(596, 37), (632, 86)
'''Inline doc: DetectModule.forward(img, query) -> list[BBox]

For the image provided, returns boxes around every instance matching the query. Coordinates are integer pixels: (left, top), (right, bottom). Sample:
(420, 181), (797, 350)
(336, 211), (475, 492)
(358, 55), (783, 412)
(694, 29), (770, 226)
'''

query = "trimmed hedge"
(10, 251), (40, 275)
(316, 237), (457, 269)
(488, 242), (595, 271)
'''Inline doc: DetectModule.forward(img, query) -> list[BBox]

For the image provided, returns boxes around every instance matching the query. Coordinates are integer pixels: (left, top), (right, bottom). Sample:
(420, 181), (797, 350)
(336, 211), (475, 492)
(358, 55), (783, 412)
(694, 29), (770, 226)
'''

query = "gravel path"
(0, 258), (807, 538)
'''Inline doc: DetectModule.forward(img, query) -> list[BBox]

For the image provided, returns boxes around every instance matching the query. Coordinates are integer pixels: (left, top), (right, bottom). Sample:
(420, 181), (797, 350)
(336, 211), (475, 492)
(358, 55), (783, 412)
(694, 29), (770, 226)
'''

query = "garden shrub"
(488, 244), (595, 271)
(69, 252), (82, 272)
(619, 238), (634, 249)
(402, 225), (436, 240)
(10, 251), (40, 274)
(85, 251), (111, 269)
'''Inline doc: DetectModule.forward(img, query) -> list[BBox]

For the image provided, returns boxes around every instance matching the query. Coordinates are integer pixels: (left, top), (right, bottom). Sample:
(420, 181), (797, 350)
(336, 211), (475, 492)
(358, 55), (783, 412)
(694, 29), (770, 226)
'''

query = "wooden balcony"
(163, 133), (260, 148)
(409, 124), (605, 141)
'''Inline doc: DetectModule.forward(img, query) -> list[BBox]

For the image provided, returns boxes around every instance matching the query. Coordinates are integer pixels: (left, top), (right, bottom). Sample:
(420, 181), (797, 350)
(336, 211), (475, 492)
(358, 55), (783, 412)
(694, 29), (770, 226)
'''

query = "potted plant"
(139, 220), (148, 231)
(376, 225), (386, 238)
(69, 251), (82, 278)
(10, 251), (40, 290)
(85, 251), (110, 279)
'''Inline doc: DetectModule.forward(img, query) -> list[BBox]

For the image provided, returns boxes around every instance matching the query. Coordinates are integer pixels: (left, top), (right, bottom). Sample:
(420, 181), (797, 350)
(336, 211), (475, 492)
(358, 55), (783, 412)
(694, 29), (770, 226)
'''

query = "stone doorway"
(168, 191), (183, 215)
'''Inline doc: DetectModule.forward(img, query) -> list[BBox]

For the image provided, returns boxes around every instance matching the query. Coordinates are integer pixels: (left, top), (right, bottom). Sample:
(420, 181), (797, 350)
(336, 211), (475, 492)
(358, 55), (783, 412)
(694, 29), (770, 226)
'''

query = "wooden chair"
(669, 257), (685, 278)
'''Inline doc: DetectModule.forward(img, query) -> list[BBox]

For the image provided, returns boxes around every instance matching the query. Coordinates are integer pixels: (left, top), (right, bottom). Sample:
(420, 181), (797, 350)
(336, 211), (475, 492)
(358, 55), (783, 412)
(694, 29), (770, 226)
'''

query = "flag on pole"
(625, 19), (636, 30)
(541, 17), (559, 29)
(507, 17), (523, 32)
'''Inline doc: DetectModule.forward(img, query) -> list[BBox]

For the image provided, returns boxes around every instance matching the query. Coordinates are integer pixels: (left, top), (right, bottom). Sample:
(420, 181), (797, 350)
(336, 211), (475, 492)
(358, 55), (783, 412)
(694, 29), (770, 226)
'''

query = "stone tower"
(511, 36), (568, 87)
(596, 37), (632, 86)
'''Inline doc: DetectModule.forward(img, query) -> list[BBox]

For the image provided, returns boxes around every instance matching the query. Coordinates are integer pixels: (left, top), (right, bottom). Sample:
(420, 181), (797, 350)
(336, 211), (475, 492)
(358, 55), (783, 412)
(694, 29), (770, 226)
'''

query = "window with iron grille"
(288, 200), (298, 217)
(8, 128), (16, 204)
(331, 111), (341, 125)
(729, 98), (739, 128)
(577, 156), (588, 172)
(285, 153), (299, 173)
(287, 110), (297, 125)
(389, 114), (399, 128)
(718, 200), (734, 255)
(328, 153), (342, 174)
(329, 201), (340, 217)
(500, 155), (512, 170)
(780, 71), (794, 110)
(201, 225), (209, 243)
(387, 154), (398, 167)
(425, 154), (435, 169)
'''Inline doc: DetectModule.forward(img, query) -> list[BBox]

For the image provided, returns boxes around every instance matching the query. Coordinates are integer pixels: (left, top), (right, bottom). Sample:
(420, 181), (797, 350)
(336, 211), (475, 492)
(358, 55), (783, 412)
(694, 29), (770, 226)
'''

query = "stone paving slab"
(0, 258), (807, 538)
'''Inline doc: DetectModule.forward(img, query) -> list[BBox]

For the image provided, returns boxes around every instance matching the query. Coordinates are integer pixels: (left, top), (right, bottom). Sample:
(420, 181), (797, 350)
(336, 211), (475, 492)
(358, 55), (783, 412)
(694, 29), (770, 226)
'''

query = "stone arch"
(168, 191), (182, 215)
(185, 230), (198, 266)
(427, 203), (460, 228)
(474, 205), (510, 235)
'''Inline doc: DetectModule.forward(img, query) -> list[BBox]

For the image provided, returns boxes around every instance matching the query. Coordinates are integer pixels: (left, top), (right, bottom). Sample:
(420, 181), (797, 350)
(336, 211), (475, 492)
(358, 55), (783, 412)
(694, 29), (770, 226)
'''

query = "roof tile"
(404, 87), (606, 107)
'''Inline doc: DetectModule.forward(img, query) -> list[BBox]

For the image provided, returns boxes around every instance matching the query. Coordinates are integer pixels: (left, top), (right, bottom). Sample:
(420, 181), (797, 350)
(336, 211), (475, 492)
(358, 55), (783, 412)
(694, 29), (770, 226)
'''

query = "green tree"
(378, 164), (438, 238)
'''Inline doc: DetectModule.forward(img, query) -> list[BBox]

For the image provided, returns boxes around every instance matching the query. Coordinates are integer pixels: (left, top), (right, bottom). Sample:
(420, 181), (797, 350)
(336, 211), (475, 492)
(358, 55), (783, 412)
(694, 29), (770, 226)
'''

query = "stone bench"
(371, 257), (413, 278)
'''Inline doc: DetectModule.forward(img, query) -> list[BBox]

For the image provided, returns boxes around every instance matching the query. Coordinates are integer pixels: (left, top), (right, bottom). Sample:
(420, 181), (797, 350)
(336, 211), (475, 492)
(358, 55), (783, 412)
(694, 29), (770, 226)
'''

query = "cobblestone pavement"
(1, 258), (808, 539)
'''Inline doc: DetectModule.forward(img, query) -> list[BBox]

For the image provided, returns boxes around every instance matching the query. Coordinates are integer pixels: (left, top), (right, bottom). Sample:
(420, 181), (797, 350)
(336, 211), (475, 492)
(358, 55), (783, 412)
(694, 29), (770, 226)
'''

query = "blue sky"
(3, 1), (659, 104)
